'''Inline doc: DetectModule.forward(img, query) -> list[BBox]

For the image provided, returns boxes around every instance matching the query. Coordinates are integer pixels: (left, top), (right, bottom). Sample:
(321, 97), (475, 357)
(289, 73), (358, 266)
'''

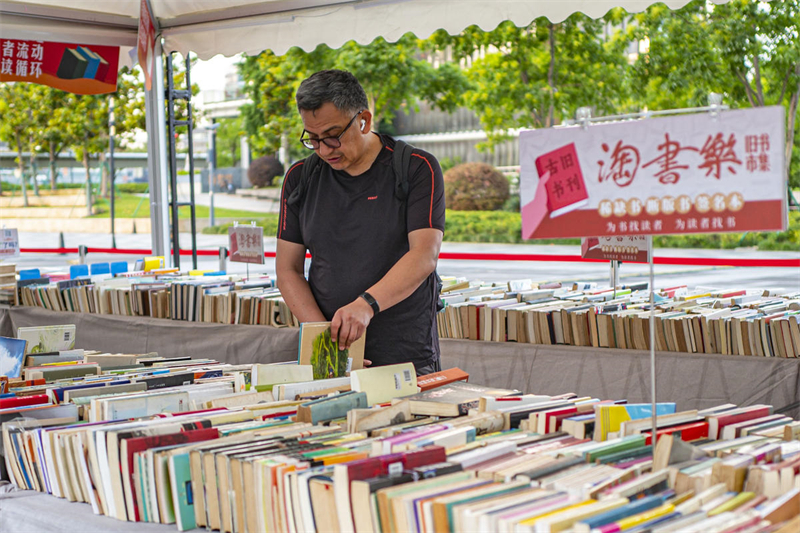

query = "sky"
(191, 53), (242, 102)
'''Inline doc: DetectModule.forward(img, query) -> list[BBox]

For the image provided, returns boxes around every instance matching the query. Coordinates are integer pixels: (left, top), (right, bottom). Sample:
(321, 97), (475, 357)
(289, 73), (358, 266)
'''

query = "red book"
(534, 143), (589, 217)
(9, 378), (46, 388)
(121, 427), (219, 521)
(0, 394), (50, 410)
(417, 368), (470, 392)
(644, 421), (710, 446)
(539, 407), (578, 433)
(709, 406), (772, 440)
(333, 446), (446, 532)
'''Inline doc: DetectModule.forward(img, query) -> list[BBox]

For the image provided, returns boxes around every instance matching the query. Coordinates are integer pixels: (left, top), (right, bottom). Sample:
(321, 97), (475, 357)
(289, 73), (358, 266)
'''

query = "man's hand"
(331, 296), (374, 350)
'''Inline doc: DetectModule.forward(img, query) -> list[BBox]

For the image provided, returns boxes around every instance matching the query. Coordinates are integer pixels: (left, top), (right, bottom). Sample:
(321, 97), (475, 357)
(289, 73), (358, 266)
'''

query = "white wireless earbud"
(361, 119), (367, 131)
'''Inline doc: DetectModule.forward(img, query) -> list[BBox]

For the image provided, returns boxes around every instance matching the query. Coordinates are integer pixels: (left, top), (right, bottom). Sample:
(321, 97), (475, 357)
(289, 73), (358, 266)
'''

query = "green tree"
(630, 0), (800, 187)
(240, 36), (468, 164)
(425, 13), (632, 148)
(0, 83), (34, 204)
(215, 116), (245, 168)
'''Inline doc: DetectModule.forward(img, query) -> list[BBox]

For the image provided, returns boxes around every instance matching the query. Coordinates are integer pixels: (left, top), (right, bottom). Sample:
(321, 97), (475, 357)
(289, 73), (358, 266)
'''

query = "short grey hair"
(296, 70), (368, 115)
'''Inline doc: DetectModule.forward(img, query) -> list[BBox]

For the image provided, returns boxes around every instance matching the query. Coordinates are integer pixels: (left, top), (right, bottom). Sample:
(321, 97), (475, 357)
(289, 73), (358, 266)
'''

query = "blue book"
(77, 46), (99, 79)
(576, 493), (671, 530)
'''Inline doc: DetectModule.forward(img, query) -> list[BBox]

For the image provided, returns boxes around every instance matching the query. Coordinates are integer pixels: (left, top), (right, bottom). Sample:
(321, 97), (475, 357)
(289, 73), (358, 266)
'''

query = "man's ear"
(360, 109), (373, 133)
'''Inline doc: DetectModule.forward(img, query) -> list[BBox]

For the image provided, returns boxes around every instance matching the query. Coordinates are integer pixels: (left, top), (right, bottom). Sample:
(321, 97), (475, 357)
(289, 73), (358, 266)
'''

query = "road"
(11, 231), (800, 291)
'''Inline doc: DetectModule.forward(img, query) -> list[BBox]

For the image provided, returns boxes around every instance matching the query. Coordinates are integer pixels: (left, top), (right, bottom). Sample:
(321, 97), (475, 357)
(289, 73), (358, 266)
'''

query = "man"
(276, 69), (445, 374)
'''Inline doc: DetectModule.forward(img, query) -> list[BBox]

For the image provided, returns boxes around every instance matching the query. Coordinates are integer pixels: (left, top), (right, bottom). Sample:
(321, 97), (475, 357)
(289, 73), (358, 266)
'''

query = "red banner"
(138, 0), (156, 91)
(0, 39), (118, 95)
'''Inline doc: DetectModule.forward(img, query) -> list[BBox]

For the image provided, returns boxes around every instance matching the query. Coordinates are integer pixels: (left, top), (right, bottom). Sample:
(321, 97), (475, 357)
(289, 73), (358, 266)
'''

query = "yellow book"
(707, 492), (755, 517)
(532, 497), (629, 533)
(616, 503), (675, 530)
(518, 500), (596, 526)
(143, 256), (165, 271)
(189, 269), (213, 276)
(684, 292), (711, 301)
(350, 362), (418, 405)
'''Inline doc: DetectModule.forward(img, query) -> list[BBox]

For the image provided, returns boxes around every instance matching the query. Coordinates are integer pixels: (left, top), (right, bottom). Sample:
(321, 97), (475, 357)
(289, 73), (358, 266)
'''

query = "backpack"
(284, 138), (444, 312)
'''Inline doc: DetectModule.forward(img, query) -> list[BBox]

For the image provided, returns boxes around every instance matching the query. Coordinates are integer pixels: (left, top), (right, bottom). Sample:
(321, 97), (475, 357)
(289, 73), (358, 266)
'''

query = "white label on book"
(403, 369), (412, 382)
(393, 373), (402, 390)
(346, 357), (353, 373)
(388, 462), (403, 476)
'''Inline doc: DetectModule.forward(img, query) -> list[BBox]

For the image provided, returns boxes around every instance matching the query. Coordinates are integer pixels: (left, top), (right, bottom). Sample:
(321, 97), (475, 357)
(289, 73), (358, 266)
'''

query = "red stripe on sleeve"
(278, 161), (304, 239)
(411, 153), (435, 228)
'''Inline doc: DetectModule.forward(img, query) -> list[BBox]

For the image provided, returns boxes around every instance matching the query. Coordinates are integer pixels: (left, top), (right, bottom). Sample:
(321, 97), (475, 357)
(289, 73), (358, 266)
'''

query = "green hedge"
(116, 183), (149, 194)
(204, 209), (800, 251)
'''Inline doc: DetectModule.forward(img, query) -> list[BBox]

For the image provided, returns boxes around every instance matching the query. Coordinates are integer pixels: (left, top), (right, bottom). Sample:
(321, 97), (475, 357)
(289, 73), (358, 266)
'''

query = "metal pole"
(78, 244), (87, 265)
(144, 39), (170, 261)
(209, 119), (217, 228)
(648, 235), (657, 458)
(109, 96), (117, 249)
(219, 246), (227, 272)
(185, 54), (198, 270)
(165, 54), (181, 270)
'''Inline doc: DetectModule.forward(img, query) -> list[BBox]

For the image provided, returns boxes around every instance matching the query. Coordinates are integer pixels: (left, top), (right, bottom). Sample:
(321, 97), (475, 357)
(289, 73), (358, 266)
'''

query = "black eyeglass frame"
(299, 110), (364, 150)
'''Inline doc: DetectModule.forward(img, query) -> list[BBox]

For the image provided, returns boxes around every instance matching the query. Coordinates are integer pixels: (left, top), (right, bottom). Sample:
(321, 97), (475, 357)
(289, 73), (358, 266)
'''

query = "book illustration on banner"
(16, 324), (76, 354)
(298, 322), (365, 380)
(534, 142), (590, 217)
(56, 45), (110, 80)
(0, 336), (26, 378)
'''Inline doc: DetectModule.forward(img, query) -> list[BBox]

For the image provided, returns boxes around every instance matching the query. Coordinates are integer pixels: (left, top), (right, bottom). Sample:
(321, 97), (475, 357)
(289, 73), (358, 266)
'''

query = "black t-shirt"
(277, 134), (446, 370)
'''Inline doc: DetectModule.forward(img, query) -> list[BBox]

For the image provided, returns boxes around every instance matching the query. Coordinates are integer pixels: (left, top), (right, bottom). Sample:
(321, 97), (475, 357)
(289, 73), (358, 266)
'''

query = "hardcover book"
(0, 336), (27, 378)
(298, 322), (365, 379)
(16, 325), (76, 354)
(406, 381), (519, 417)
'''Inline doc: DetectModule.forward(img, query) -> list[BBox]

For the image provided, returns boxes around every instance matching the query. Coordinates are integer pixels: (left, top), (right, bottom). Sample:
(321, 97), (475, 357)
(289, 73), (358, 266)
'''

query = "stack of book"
(0, 262), (15, 305)
(15, 271), (298, 326)
(2, 353), (800, 532)
(436, 279), (800, 357)
(11, 270), (799, 356)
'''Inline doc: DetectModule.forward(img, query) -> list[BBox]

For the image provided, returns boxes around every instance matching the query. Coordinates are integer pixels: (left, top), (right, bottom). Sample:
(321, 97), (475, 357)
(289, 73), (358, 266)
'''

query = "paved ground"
(11, 231), (800, 291)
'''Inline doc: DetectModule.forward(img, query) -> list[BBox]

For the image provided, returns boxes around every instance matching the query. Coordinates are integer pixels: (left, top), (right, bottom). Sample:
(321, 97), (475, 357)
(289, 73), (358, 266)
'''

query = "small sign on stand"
(0, 229), (20, 261)
(228, 222), (264, 280)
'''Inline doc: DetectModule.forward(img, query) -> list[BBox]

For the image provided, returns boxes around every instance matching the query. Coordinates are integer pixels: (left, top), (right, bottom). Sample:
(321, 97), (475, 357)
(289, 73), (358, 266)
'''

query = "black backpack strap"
(392, 139), (413, 201)
(287, 153), (321, 207)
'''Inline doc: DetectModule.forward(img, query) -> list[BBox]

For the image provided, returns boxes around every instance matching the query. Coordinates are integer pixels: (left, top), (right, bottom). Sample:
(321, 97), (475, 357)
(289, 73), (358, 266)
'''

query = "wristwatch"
(359, 291), (380, 316)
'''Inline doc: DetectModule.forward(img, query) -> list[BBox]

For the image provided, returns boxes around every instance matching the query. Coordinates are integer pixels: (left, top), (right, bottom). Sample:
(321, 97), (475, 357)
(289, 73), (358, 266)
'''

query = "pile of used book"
(9, 265), (800, 356)
(2, 345), (800, 533)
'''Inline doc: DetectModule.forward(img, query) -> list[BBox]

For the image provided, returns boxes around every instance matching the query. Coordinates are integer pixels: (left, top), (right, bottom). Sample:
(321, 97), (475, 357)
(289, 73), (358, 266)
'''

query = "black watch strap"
(360, 292), (380, 316)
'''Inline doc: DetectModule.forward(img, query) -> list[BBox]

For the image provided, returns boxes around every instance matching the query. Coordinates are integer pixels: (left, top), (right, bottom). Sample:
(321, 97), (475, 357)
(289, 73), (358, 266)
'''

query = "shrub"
(248, 156), (284, 188)
(116, 183), (149, 194)
(444, 162), (510, 211)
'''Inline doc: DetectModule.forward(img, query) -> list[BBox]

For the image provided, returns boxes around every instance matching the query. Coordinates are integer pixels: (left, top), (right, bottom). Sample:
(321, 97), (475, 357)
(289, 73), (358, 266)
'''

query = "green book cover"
(585, 435), (647, 462)
(169, 453), (195, 531)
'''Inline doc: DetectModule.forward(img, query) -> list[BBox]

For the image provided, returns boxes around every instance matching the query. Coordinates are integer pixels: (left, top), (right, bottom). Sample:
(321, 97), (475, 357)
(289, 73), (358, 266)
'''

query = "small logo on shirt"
(367, 196), (378, 200)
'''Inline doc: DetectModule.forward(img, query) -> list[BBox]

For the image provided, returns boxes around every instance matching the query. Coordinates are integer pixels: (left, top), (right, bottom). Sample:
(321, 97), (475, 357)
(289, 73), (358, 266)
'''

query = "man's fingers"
(340, 322), (354, 350)
(363, 359), (372, 367)
(330, 313), (342, 343)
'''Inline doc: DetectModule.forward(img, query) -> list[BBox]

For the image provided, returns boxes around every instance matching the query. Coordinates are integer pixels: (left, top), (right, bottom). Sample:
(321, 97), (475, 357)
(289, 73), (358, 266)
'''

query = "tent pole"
(144, 39), (171, 263)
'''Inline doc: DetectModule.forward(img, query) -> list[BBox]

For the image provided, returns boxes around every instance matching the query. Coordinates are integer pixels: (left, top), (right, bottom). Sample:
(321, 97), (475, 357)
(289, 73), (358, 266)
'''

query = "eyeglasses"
(299, 110), (363, 150)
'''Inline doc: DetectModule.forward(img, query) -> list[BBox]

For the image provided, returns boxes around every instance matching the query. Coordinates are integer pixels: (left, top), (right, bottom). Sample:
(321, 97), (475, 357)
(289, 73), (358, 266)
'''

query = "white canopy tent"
(1, 0), (729, 260)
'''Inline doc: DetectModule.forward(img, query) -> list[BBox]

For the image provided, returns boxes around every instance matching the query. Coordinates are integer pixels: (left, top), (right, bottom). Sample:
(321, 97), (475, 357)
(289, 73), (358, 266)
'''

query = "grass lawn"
(90, 194), (266, 220)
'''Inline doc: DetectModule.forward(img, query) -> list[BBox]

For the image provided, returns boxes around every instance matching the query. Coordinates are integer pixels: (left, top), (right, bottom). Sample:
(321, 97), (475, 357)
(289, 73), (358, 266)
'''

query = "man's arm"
(276, 239), (327, 324)
(331, 227), (442, 349)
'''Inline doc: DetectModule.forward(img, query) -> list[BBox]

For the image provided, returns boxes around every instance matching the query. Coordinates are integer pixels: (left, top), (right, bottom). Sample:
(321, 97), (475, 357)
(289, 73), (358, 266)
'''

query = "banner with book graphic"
(581, 235), (650, 263)
(0, 38), (119, 95)
(520, 106), (786, 239)
(228, 225), (265, 264)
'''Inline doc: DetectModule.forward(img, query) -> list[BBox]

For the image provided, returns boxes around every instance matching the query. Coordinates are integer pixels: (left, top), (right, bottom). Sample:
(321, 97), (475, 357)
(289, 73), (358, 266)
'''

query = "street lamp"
(206, 121), (220, 228)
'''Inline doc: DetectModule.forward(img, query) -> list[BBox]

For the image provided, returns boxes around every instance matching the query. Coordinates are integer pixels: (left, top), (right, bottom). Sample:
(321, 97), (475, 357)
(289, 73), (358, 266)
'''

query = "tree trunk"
(547, 23), (557, 128)
(785, 64), (800, 189)
(16, 139), (28, 207)
(279, 132), (290, 168)
(83, 150), (93, 217)
(49, 142), (58, 190)
(99, 151), (109, 198)
(29, 150), (40, 196)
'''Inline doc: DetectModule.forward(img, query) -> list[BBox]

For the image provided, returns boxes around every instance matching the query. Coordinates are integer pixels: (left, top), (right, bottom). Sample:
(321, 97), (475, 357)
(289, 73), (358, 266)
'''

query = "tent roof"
(1, 0), (716, 60)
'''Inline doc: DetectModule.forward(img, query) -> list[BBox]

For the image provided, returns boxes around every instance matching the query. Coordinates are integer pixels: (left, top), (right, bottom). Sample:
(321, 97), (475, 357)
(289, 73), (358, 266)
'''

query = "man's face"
(299, 102), (367, 174)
